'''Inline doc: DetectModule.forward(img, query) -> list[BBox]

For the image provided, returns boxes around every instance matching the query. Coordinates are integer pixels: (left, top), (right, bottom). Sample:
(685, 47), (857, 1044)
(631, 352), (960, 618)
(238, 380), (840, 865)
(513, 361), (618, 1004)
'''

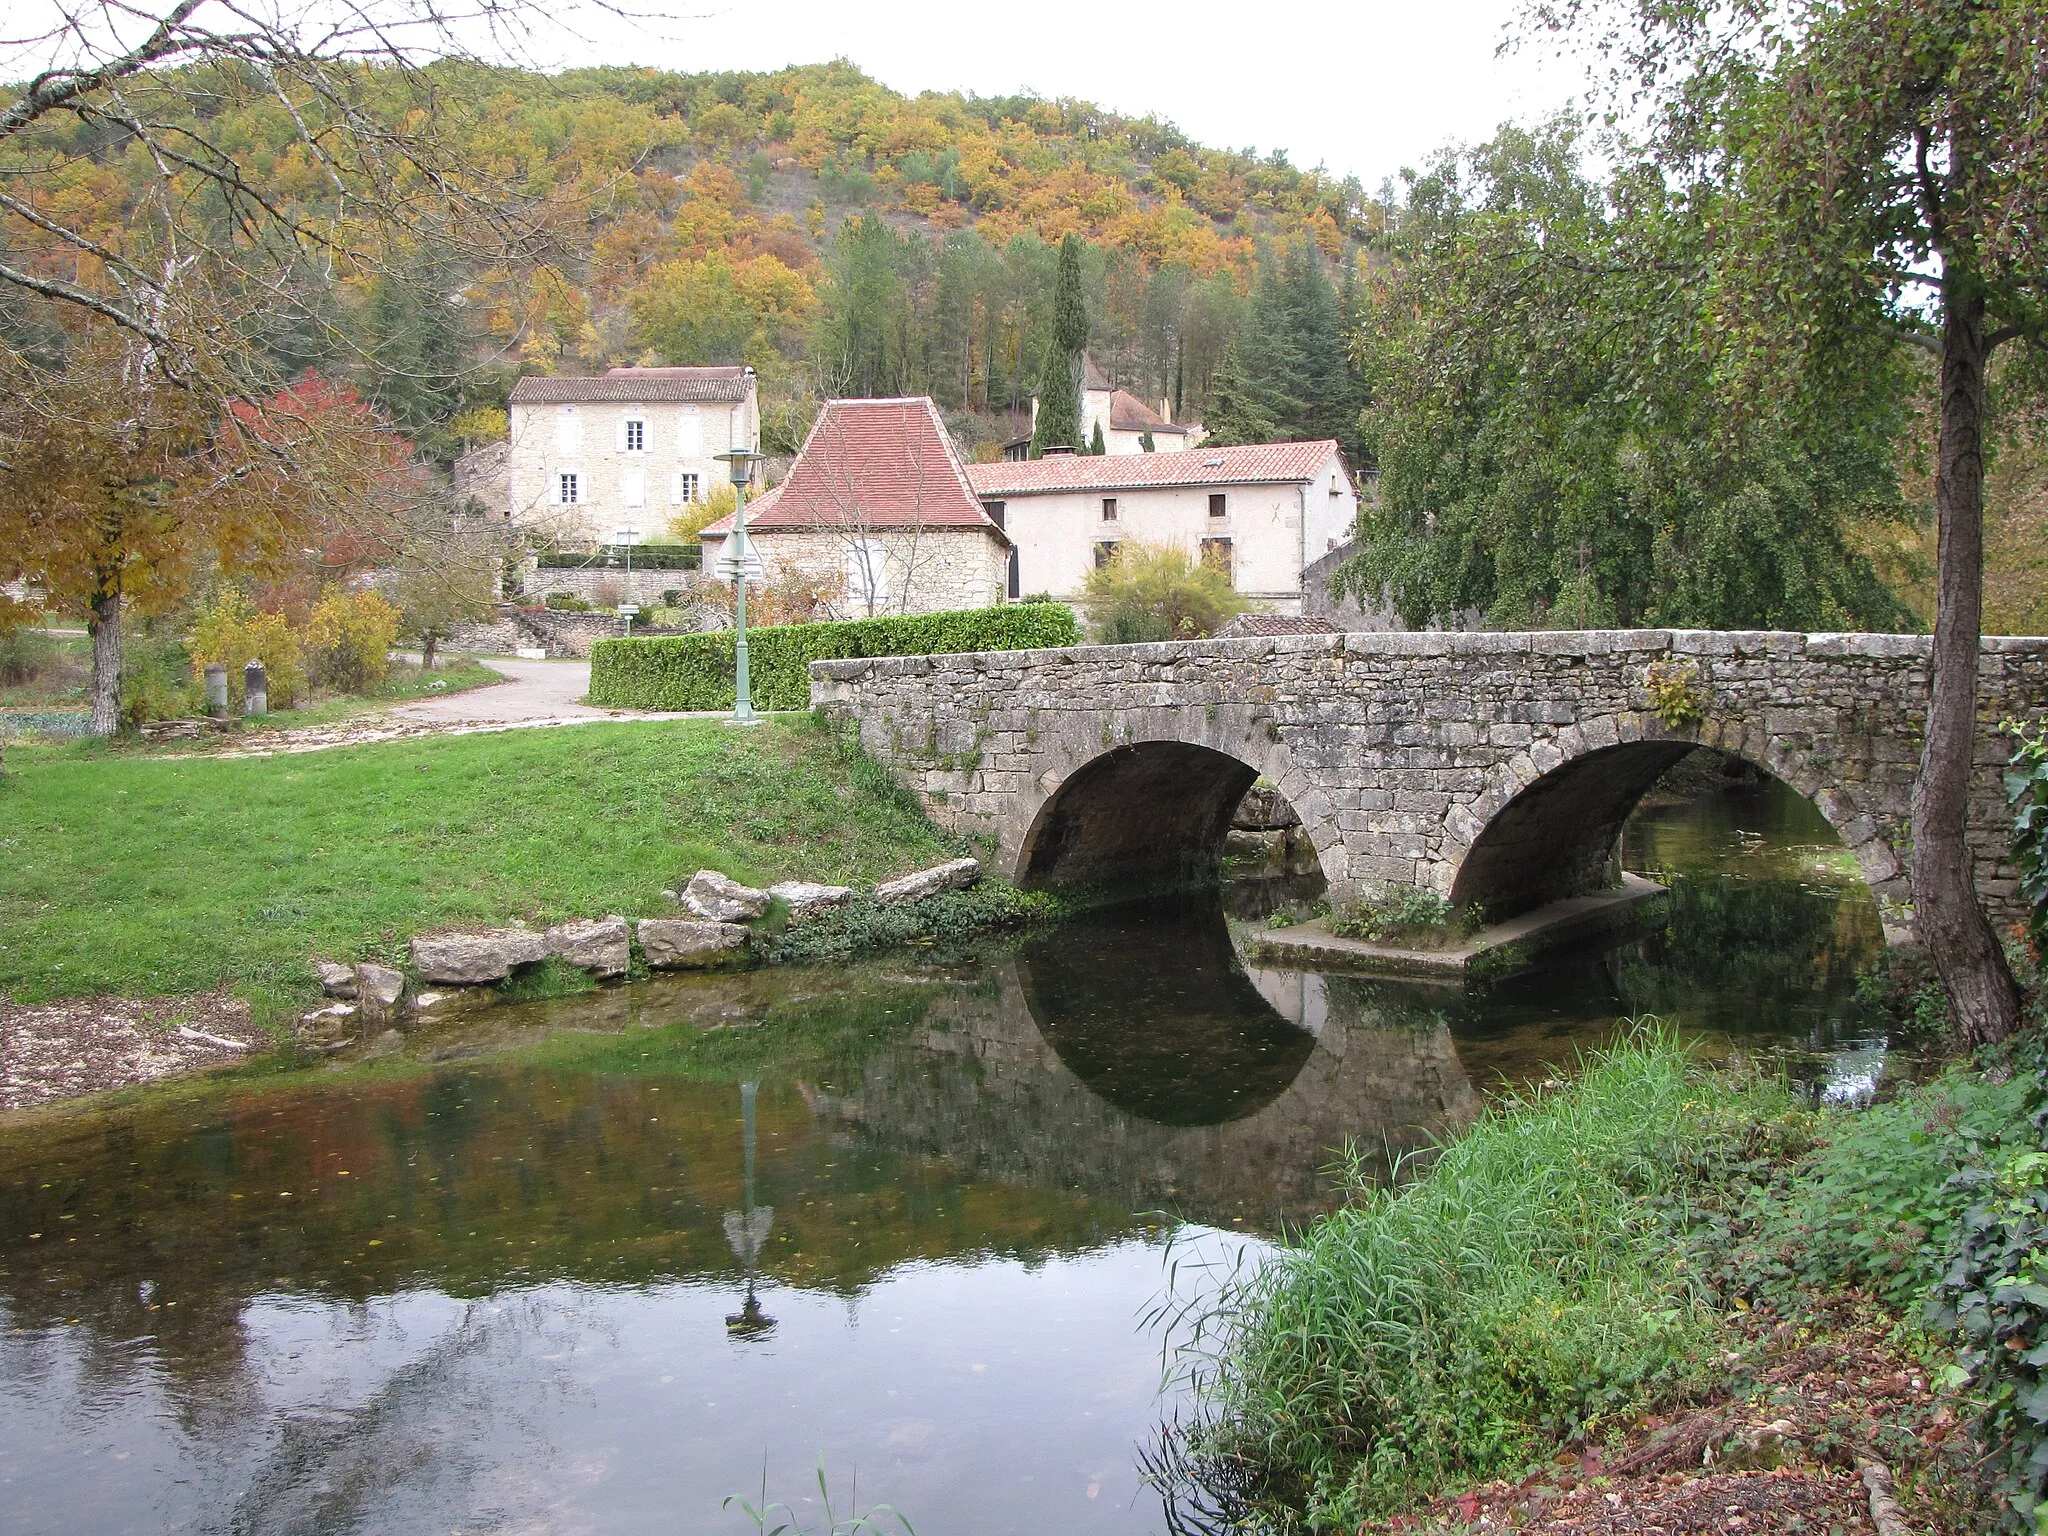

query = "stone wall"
(523, 563), (706, 609)
(811, 629), (2048, 937)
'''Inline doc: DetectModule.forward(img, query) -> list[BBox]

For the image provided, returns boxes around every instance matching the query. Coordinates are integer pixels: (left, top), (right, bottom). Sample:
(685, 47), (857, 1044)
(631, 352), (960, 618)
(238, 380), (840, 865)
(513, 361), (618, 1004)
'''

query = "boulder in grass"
(768, 881), (854, 921)
(682, 870), (772, 922)
(546, 916), (631, 978)
(873, 858), (981, 905)
(315, 961), (358, 999)
(637, 918), (750, 969)
(410, 929), (549, 985)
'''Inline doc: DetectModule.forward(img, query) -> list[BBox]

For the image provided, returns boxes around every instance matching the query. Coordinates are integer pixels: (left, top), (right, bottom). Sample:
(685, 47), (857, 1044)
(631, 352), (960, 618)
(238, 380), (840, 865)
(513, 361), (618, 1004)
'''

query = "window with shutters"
(621, 466), (645, 507)
(623, 416), (645, 452)
(1007, 547), (1020, 599)
(1208, 492), (1227, 518)
(1101, 497), (1118, 521)
(983, 499), (1005, 529)
(678, 406), (703, 459)
(1094, 541), (1117, 568)
(555, 406), (580, 455)
(557, 472), (580, 505)
(672, 471), (701, 505)
(1200, 537), (1233, 579)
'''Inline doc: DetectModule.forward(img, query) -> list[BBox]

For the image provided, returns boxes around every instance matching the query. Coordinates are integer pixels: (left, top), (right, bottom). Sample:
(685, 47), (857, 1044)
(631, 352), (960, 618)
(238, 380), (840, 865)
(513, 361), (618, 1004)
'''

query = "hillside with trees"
(2, 57), (1379, 462)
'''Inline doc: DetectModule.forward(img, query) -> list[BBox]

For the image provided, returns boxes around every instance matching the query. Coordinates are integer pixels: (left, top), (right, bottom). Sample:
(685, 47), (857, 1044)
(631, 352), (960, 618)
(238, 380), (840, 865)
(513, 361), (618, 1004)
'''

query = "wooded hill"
(3, 58), (1379, 458)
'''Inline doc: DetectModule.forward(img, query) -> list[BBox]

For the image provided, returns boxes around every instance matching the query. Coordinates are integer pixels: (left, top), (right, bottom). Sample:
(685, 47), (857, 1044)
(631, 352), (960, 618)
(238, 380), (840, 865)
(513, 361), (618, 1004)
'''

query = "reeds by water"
(1181, 1026), (1788, 1529)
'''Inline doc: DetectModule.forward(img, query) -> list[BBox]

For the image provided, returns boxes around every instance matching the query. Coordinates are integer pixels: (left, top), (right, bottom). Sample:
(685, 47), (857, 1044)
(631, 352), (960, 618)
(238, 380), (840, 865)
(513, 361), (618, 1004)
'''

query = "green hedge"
(589, 602), (1081, 711)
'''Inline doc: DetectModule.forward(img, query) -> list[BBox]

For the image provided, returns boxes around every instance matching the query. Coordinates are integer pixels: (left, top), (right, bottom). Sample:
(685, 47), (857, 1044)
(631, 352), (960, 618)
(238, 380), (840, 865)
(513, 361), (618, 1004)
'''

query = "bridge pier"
(811, 630), (2048, 936)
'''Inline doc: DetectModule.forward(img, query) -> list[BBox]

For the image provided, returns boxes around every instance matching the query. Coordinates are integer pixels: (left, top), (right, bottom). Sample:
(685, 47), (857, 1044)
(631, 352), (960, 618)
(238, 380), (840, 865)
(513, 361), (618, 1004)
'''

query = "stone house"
(504, 366), (760, 546)
(965, 440), (1359, 613)
(1004, 355), (1202, 459)
(698, 397), (1011, 617)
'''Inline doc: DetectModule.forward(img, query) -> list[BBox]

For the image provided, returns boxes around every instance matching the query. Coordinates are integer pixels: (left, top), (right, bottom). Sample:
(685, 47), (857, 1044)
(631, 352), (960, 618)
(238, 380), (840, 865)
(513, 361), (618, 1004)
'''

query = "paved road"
(388, 655), (626, 725)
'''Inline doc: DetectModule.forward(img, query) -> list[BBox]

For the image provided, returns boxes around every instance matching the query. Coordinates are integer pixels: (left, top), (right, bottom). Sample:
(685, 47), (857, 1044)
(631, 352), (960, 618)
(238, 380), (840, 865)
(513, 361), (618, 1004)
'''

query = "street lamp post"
(612, 524), (642, 636)
(712, 448), (765, 724)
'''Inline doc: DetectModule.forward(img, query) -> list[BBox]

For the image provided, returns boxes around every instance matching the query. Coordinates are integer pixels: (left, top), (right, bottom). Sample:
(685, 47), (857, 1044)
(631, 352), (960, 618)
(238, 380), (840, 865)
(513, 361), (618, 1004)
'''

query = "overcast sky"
(529, 0), (1589, 188)
(9, 0), (1590, 189)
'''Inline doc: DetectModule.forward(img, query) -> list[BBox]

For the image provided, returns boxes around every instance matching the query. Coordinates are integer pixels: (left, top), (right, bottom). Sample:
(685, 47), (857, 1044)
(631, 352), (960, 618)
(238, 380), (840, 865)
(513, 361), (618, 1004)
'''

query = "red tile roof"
(510, 366), (754, 404)
(698, 397), (1008, 544)
(1214, 613), (1341, 637)
(1106, 389), (1189, 435)
(967, 440), (1348, 497)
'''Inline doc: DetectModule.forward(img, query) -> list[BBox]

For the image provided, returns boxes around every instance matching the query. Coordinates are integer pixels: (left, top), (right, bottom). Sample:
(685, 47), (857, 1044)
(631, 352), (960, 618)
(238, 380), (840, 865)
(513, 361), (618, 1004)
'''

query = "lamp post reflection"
(723, 1080), (776, 1338)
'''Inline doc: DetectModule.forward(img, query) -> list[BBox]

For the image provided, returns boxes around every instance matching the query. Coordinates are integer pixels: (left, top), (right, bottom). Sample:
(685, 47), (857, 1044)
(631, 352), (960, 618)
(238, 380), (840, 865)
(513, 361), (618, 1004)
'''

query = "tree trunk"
(422, 633), (439, 672)
(87, 579), (123, 737)
(1912, 277), (2024, 1045)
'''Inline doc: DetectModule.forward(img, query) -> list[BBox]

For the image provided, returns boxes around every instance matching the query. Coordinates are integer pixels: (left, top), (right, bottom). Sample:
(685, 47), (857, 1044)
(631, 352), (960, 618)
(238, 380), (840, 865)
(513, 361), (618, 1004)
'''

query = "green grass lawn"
(0, 716), (961, 1025)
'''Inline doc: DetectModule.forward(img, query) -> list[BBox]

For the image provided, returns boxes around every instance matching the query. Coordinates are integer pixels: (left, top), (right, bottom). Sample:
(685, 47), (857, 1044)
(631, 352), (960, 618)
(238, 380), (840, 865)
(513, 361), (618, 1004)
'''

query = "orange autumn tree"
(0, 340), (415, 731)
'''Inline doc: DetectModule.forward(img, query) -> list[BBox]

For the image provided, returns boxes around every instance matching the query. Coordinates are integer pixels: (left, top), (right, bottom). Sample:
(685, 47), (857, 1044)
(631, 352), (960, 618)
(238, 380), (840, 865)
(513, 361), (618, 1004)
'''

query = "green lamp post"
(712, 448), (765, 723)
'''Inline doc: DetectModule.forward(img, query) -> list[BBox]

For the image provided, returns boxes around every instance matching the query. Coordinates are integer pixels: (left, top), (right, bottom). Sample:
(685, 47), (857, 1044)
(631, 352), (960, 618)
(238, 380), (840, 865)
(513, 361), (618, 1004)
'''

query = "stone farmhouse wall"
(506, 395), (756, 547)
(712, 526), (1009, 617)
(812, 629), (2048, 939)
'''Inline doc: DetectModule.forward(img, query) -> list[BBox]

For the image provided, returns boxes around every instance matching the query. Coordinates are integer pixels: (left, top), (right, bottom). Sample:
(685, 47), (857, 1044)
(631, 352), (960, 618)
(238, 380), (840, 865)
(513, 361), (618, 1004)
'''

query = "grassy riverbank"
(1193, 1027), (2048, 1532)
(0, 715), (967, 1025)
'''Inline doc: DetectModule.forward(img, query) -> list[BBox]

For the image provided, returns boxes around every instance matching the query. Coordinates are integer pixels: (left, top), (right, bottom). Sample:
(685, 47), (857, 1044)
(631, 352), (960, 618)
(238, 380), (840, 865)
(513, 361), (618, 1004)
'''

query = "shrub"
(668, 482), (737, 544)
(1079, 539), (1248, 643)
(0, 627), (58, 687)
(1329, 885), (1484, 946)
(695, 565), (845, 628)
(590, 579), (625, 611)
(189, 591), (306, 709)
(2009, 720), (2048, 965)
(121, 631), (203, 723)
(589, 602), (1081, 711)
(305, 586), (400, 693)
(544, 592), (592, 612)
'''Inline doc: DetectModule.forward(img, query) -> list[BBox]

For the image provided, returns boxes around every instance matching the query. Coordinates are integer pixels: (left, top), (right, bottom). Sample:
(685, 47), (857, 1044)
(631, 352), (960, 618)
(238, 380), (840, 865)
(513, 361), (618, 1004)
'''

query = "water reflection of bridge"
(812, 902), (1481, 1228)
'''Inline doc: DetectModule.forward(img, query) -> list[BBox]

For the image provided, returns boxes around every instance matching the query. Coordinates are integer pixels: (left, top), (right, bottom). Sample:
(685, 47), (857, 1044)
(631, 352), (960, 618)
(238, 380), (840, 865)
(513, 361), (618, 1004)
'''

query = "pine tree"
(1031, 233), (1090, 455)
(1031, 341), (1080, 453)
(1201, 344), (1282, 446)
(1090, 420), (1106, 455)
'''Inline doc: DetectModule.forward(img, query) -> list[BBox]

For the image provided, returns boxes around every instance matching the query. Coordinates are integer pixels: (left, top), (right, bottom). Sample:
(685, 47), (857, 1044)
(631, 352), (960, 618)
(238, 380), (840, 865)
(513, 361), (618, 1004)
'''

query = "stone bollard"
(204, 663), (228, 717)
(243, 659), (268, 717)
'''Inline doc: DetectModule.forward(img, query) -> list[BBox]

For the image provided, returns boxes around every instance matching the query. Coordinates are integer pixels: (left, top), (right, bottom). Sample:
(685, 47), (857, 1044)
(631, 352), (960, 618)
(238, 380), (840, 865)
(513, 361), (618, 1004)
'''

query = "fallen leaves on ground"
(1380, 1294), (1966, 1535)
(0, 993), (255, 1110)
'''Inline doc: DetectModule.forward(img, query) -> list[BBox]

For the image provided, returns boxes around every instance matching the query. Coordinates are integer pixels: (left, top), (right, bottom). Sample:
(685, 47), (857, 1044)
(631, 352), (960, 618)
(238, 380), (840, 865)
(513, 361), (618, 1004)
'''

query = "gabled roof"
(967, 440), (1349, 497)
(1106, 389), (1189, 435)
(698, 397), (1009, 545)
(510, 366), (754, 404)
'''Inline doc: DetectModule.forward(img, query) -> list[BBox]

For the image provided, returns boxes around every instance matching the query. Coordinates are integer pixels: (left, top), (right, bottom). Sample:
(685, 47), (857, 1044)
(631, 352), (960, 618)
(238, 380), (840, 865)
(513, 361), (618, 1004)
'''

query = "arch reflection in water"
(1016, 898), (1317, 1126)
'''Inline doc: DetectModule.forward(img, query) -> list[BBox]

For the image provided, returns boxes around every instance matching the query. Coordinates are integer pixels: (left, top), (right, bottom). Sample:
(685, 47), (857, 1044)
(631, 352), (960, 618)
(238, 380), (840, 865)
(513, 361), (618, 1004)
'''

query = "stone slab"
(1242, 873), (1670, 979)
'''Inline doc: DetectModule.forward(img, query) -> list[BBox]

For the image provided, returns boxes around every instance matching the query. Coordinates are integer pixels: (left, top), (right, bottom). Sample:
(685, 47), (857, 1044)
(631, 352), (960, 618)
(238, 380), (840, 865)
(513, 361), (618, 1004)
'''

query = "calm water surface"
(0, 776), (1891, 1534)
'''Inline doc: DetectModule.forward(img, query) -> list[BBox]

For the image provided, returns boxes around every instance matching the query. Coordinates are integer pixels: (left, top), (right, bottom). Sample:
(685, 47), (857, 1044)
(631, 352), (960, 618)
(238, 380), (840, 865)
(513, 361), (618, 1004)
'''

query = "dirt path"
(387, 655), (612, 724)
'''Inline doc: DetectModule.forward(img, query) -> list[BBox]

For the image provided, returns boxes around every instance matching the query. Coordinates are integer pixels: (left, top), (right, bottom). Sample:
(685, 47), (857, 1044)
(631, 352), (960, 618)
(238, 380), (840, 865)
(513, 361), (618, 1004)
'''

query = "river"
(0, 773), (1892, 1534)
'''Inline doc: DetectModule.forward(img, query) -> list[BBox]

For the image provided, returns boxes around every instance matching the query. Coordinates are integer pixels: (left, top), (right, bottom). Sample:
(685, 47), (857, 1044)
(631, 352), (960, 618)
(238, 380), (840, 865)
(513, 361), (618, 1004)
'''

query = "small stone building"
(505, 366), (760, 546)
(698, 397), (1011, 618)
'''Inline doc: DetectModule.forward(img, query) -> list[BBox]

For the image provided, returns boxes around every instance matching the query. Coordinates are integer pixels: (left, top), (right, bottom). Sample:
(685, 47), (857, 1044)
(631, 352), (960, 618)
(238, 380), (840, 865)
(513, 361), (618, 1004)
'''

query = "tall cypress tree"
(1032, 233), (1090, 455)
(1090, 420), (1106, 455)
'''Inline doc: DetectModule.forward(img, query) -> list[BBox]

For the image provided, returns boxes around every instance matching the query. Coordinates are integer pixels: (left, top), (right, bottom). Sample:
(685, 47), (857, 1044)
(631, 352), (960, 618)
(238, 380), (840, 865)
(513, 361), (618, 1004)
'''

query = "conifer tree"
(1202, 344), (1282, 445)
(1090, 421), (1106, 455)
(1032, 234), (1090, 455)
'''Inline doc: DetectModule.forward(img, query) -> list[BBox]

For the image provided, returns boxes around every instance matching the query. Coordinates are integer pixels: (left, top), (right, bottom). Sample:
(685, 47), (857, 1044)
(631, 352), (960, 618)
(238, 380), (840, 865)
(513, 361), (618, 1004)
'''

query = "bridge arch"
(1011, 723), (1344, 894)
(1445, 724), (1904, 921)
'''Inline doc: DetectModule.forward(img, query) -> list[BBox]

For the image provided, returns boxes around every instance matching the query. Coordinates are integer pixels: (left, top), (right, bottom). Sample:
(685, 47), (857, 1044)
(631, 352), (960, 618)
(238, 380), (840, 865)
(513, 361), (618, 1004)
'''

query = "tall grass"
(1187, 1028), (1789, 1529)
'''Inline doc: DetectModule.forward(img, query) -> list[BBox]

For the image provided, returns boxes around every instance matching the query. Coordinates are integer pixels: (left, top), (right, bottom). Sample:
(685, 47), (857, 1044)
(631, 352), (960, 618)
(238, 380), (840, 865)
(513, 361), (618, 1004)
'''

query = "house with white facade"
(966, 441), (1358, 613)
(1006, 355), (1202, 459)
(699, 397), (1011, 617)
(505, 366), (759, 546)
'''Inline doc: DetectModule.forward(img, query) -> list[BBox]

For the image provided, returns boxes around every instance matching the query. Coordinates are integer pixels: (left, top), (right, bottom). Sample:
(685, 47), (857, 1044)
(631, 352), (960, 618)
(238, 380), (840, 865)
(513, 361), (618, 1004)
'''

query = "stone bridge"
(812, 630), (2048, 936)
